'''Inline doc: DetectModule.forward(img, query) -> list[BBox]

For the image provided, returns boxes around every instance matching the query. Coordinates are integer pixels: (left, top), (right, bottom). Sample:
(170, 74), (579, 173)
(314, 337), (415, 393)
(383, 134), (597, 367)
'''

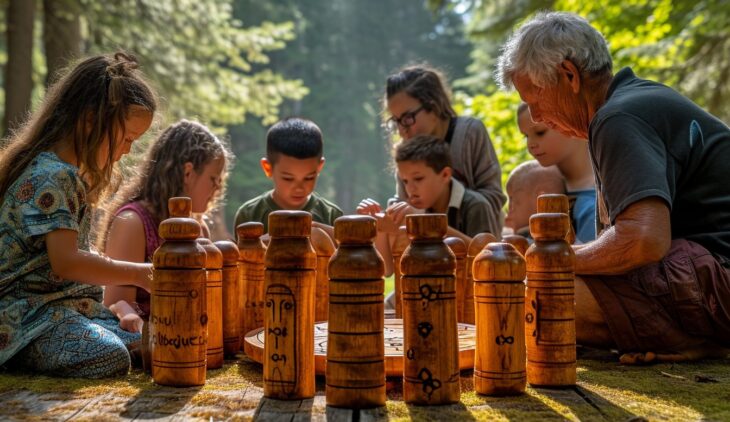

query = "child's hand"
(119, 313), (144, 333)
(110, 300), (144, 333)
(386, 202), (416, 227)
(357, 198), (382, 216)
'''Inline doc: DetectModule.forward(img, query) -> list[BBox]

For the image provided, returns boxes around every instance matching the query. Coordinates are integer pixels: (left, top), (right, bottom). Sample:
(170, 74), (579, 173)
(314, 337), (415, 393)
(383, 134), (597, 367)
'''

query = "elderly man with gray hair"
(497, 11), (730, 363)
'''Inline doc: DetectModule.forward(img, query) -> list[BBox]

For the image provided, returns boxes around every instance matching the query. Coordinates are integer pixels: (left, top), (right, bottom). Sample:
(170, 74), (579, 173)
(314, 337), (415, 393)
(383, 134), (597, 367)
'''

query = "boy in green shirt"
(233, 118), (343, 235)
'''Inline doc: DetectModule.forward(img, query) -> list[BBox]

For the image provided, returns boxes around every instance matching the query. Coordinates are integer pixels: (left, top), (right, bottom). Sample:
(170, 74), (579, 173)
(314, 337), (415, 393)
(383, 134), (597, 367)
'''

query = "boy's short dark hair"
(395, 135), (452, 173)
(266, 117), (323, 163)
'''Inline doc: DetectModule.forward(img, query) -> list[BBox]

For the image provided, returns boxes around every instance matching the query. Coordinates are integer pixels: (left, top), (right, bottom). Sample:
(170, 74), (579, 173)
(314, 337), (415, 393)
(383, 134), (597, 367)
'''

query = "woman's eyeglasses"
(386, 106), (424, 133)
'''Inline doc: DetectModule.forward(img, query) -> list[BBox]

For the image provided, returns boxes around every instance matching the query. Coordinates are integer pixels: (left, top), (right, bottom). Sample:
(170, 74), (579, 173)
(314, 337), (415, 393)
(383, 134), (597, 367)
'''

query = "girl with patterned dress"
(0, 52), (157, 378)
(96, 120), (232, 330)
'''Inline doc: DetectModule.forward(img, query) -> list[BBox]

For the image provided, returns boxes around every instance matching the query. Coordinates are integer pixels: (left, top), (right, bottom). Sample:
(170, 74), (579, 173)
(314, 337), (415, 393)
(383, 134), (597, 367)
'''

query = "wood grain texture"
(391, 226), (409, 319)
(401, 214), (460, 405)
(473, 242), (526, 396)
(326, 215), (386, 409)
(263, 211), (316, 400)
(525, 212), (576, 387)
(311, 226), (335, 322)
(465, 233), (498, 324)
(150, 197), (207, 387)
(197, 238), (223, 369)
(215, 240), (241, 357)
(445, 237), (467, 323)
(536, 194), (575, 244)
(236, 222), (267, 353)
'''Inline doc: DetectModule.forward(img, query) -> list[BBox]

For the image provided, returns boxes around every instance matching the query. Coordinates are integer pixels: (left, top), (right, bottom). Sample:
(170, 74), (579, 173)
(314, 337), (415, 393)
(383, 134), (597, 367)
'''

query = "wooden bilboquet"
(536, 194), (575, 244)
(391, 226), (409, 318)
(501, 234), (529, 256)
(444, 237), (467, 323)
(215, 240), (241, 357)
(326, 215), (386, 408)
(150, 197), (207, 387)
(236, 222), (266, 351)
(465, 233), (498, 324)
(197, 238), (223, 369)
(311, 226), (335, 322)
(401, 214), (459, 405)
(525, 213), (576, 387)
(473, 242), (526, 395)
(263, 211), (316, 400)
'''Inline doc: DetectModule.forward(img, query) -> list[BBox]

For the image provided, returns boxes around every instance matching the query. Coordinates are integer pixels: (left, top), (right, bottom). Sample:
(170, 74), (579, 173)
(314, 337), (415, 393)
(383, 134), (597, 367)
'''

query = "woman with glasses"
(374, 64), (506, 235)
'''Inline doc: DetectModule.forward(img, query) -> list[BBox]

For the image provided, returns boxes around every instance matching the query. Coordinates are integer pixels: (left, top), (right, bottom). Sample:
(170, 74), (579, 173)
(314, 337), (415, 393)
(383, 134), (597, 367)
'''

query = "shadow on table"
(120, 383), (201, 420)
(253, 396), (314, 421)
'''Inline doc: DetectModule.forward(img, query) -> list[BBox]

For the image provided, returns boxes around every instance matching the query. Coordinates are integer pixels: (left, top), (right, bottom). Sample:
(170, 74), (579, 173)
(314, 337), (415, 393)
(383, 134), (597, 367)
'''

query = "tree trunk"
(3, 0), (36, 137)
(43, 0), (81, 86)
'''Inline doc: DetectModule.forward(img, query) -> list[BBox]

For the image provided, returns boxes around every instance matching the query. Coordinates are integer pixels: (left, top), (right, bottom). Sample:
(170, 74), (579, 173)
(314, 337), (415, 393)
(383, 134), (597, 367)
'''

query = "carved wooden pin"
(150, 197), (207, 387)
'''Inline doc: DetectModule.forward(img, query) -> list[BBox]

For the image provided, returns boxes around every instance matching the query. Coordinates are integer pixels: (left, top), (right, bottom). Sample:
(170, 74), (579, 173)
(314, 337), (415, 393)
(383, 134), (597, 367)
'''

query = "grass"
(385, 274), (394, 296)
(1, 346), (728, 421)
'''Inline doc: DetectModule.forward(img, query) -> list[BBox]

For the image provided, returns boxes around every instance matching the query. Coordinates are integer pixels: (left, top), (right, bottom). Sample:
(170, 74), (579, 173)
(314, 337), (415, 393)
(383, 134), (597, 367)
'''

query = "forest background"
(1, 0), (728, 236)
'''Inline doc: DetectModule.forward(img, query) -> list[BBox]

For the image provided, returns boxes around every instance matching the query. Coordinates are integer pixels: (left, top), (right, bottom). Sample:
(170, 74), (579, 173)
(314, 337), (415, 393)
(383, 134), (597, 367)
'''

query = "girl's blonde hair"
(95, 119), (233, 250)
(0, 52), (157, 204)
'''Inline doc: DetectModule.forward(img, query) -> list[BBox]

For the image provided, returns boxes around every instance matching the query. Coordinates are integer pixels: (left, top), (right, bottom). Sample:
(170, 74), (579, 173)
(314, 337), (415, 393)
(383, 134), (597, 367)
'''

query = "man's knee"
(575, 276), (615, 347)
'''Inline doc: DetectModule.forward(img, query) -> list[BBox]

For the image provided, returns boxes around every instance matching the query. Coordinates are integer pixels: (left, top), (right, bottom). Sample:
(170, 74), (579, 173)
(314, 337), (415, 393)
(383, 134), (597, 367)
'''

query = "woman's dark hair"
(384, 64), (457, 122)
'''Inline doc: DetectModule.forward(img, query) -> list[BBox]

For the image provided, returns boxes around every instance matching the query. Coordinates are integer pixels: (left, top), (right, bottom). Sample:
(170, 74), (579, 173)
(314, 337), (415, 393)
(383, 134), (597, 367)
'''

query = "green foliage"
(435, 0), (730, 188)
(224, 0), (473, 227)
(79, 0), (307, 128)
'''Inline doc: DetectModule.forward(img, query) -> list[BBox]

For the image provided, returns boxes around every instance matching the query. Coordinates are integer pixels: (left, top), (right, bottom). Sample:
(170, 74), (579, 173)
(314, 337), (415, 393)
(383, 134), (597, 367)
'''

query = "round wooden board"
(244, 319), (476, 377)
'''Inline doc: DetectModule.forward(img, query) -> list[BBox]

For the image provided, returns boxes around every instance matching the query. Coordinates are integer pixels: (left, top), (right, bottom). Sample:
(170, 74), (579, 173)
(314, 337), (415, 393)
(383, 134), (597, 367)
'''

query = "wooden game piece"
(150, 197), (207, 387)
(326, 215), (386, 409)
(263, 211), (317, 400)
(465, 233), (498, 324)
(391, 226), (409, 318)
(401, 214), (459, 405)
(197, 238), (223, 369)
(536, 194), (576, 244)
(311, 226), (335, 322)
(215, 240), (241, 357)
(236, 222), (266, 352)
(525, 213), (576, 387)
(444, 237), (467, 323)
(501, 234), (529, 257)
(472, 242), (526, 396)
(244, 319), (477, 377)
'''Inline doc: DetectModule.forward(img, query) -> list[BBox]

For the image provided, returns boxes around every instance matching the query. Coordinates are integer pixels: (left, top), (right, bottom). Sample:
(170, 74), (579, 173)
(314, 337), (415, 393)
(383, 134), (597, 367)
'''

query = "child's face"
(397, 160), (451, 210)
(387, 92), (443, 141)
(96, 108), (153, 169)
(518, 110), (580, 167)
(263, 155), (324, 210)
(184, 156), (226, 214)
(505, 184), (535, 231)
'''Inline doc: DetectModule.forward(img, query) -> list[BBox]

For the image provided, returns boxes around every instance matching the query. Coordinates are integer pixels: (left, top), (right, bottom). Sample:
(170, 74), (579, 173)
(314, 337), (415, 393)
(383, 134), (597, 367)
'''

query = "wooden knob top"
(268, 210), (312, 237)
(537, 194), (569, 214)
(311, 226), (336, 256)
(529, 213), (570, 240)
(214, 240), (239, 266)
(406, 214), (447, 240)
(468, 232), (498, 258)
(168, 197), (192, 217)
(158, 197), (199, 240)
(473, 242), (526, 282)
(236, 222), (264, 239)
(444, 237), (466, 258)
(196, 238), (223, 268)
(501, 234), (529, 256)
(334, 215), (377, 244)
